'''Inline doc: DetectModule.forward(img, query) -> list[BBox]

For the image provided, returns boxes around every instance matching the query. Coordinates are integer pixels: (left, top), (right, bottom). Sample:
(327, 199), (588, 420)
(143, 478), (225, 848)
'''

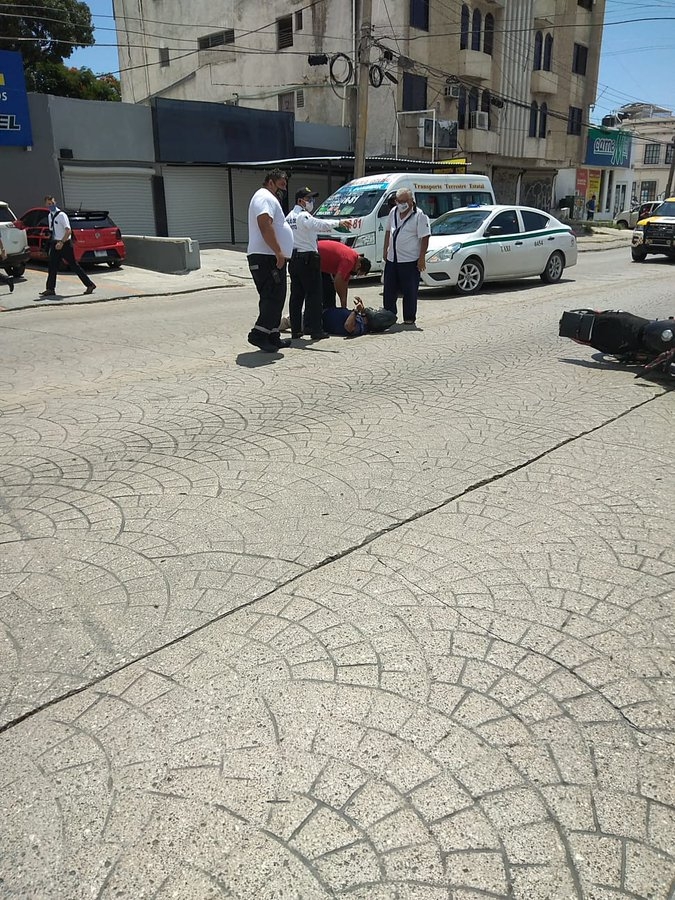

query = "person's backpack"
(365, 307), (397, 332)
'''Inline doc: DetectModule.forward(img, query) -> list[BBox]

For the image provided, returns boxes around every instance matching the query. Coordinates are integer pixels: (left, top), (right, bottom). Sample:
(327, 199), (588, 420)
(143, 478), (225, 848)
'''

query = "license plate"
(94, 250), (108, 257)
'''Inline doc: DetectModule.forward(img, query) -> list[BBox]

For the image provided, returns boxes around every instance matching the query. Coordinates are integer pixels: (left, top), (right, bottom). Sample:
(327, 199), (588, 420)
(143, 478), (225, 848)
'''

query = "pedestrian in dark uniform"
(586, 194), (596, 221)
(285, 187), (352, 340)
(39, 196), (96, 298)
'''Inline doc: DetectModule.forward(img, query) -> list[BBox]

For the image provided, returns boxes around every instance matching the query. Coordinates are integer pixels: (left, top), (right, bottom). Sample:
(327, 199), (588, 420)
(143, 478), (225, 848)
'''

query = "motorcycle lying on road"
(559, 309), (675, 377)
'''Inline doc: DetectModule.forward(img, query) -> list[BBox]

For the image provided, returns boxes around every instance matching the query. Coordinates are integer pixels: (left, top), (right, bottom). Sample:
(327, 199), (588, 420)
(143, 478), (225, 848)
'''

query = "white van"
(314, 173), (495, 272)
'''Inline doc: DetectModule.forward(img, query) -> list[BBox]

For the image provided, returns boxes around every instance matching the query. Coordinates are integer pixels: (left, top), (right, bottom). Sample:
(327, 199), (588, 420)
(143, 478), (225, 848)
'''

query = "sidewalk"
(0, 229), (632, 314)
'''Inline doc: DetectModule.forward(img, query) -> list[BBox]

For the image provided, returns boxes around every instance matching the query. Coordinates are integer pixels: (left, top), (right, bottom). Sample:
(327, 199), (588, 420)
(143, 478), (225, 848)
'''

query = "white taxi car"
(422, 205), (578, 294)
(0, 200), (30, 278)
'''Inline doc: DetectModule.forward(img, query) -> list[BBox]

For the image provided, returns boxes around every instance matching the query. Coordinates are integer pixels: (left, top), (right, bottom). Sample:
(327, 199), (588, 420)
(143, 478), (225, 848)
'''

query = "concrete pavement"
(0, 247), (673, 899)
(0, 227), (634, 314)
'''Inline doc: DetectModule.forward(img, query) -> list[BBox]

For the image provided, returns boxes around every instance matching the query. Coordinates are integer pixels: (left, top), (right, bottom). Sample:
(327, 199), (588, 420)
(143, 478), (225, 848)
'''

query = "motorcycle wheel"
(540, 251), (564, 283)
(631, 247), (648, 262)
(455, 257), (484, 295)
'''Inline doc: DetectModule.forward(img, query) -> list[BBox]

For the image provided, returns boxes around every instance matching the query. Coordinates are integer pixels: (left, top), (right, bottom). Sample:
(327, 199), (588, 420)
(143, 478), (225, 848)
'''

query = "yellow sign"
(0, 74), (5, 86)
(433, 158), (467, 174)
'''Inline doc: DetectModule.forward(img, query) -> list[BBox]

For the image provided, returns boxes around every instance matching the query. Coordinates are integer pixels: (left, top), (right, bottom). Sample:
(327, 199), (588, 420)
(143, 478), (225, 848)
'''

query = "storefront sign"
(0, 51), (32, 147)
(585, 126), (631, 168)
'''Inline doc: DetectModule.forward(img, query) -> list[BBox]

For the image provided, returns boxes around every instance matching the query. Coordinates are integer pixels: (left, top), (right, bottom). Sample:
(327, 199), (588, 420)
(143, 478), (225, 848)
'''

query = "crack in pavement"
(0, 389), (669, 737)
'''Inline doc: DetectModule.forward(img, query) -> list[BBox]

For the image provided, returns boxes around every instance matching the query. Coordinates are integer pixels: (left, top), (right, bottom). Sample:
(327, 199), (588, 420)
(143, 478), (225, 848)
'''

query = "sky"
(68, 0), (675, 123)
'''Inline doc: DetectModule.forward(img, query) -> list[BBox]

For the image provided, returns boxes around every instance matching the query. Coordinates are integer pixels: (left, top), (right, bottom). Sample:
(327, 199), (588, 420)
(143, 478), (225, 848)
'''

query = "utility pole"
(665, 136), (675, 197)
(353, 0), (373, 180)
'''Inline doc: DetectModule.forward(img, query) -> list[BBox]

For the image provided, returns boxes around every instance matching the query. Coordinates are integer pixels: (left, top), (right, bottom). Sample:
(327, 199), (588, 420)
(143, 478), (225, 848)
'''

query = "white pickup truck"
(0, 201), (30, 277)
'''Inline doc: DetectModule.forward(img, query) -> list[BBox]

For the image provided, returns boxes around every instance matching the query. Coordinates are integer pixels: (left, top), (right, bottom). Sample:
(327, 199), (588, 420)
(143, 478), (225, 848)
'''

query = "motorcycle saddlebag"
(559, 309), (596, 343)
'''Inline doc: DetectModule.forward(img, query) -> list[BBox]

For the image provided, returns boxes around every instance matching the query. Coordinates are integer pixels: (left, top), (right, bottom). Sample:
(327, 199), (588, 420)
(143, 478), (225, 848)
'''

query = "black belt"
(292, 250), (319, 257)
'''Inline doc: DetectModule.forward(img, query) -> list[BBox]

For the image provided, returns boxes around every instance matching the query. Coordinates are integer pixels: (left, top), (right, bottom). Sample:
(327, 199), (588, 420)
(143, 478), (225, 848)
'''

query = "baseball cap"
(295, 187), (319, 201)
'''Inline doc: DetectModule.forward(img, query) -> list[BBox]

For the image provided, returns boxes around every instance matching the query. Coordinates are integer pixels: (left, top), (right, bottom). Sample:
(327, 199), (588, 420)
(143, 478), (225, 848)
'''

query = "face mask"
(48, 203), (57, 213)
(396, 202), (410, 215)
(304, 199), (314, 213)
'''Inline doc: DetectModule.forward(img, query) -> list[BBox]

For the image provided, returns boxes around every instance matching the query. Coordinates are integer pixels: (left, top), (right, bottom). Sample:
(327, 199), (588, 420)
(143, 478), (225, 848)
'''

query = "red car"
(16, 207), (126, 268)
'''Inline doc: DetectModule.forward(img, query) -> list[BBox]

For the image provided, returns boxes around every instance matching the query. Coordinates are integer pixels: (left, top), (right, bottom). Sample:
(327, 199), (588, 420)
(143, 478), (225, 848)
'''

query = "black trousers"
(247, 254), (287, 333)
(321, 272), (337, 310)
(289, 251), (322, 335)
(46, 240), (95, 291)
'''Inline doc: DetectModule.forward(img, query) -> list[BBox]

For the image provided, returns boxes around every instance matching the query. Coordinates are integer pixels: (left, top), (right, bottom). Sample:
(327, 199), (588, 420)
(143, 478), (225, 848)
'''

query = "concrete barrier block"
(122, 235), (201, 274)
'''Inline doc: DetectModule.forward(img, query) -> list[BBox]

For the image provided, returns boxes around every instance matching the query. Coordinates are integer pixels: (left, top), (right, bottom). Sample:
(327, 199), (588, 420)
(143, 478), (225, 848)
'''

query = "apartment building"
(614, 104), (675, 203)
(113, 0), (606, 207)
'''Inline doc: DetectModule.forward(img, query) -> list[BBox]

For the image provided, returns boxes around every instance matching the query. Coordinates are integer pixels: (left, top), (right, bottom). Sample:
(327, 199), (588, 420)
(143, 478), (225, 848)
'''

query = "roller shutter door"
(62, 167), (156, 236)
(230, 169), (340, 246)
(163, 167), (230, 243)
(230, 168), (267, 245)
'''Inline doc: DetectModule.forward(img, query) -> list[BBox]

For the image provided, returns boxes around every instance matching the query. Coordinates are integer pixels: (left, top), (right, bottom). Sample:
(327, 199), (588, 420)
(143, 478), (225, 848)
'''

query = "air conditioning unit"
(470, 110), (489, 130)
(444, 83), (461, 99)
(418, 118), (459, 149)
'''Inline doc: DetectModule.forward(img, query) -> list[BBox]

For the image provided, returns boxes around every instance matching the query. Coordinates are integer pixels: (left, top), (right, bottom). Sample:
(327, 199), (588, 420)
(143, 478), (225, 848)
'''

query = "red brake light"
(13, 219), (25, 229)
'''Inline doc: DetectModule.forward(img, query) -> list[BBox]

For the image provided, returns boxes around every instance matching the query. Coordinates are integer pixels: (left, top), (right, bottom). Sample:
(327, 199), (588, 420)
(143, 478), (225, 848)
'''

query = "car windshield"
(430, 208), (492, 236)
(0, 206), (15, 224)
(653, 200), (675, 217)
(315, 183), (388, 218)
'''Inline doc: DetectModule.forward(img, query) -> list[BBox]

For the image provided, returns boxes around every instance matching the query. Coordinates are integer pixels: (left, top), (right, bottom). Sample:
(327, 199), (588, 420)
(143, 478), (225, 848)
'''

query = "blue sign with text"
(0, 50), (33, 147)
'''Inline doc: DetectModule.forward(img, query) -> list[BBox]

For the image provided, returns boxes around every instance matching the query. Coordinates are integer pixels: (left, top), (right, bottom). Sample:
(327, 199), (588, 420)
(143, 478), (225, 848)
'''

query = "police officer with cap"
(285, 187), (352, 341)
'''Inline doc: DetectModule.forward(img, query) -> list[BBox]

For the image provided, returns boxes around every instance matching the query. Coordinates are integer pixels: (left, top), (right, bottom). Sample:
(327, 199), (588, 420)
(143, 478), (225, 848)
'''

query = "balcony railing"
(457, 50), (493, 82)
(531, 70), (558, 95)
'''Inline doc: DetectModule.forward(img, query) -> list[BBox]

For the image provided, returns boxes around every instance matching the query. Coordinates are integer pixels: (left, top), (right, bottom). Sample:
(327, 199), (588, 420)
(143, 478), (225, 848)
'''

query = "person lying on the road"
(321, 298), (397, 337)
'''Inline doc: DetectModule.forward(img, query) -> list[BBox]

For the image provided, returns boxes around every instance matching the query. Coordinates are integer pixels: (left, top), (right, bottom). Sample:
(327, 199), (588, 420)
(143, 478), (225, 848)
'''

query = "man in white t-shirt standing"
(246, 169), (295, 353)
(382, 188), (430, 325)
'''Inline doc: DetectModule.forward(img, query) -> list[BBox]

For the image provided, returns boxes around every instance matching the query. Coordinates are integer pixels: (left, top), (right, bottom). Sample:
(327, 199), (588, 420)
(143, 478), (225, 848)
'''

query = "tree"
(1, 0), (121, 100)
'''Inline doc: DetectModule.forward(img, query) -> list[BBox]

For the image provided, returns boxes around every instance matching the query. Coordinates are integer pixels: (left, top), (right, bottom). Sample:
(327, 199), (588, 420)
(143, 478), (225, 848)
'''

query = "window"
(490, 210), (520, 235)
(539, 102), (548, 138)
(572, 43), (587, 75)
(640, 181), (657, 202)
(644, 143), (661, 164)
(543, 34), (553, 70)
(402, 72), (427, 111)
(159, 46), (170, 67)
(578, 0), (592, 9)
(471, 9), (482, 51)
(410, 0), (429, 31)
(460, 4), (470, 50)
(468, 86), (479, 126)
(522, 210), (549, 231)
(295, 10), (303, 30)
(667, 144), (674, 165)
(484, 13), (494, 55)
(278, 91), (294, 112)
(533, 31), (543, 70)
(277, 15), (293, 49)
(198, 29), (234, 50)
(481, 89), (491, 129)
(296, 89), (305, 108)
(529, 101), (538, 137)
(567, 106), (583, 135)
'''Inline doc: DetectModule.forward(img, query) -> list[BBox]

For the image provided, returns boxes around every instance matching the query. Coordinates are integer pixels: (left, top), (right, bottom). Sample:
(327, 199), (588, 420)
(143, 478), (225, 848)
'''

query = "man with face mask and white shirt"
(246, 169), (295, 353)
(39, 195), (96, 298)
(285, 187), (352, 341)
(382, 188), (430, 325)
